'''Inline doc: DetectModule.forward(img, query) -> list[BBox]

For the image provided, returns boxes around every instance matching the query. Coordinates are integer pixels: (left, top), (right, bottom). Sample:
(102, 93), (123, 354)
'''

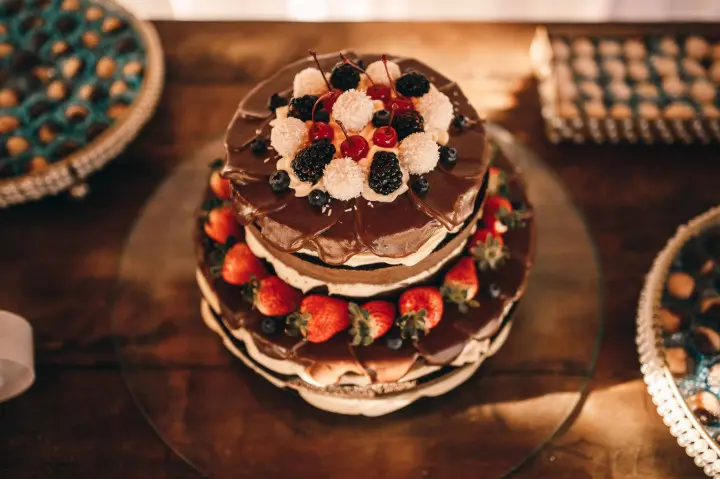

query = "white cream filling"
(245, 226), (469, 297)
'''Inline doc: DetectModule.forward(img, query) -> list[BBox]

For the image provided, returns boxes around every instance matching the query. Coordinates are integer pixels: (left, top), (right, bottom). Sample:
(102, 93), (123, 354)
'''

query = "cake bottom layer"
(199, 296), (517, 416)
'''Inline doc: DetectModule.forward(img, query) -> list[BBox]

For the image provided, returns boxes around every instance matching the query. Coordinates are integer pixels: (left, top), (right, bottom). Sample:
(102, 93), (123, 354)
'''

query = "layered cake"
(195, 51), (536, 415)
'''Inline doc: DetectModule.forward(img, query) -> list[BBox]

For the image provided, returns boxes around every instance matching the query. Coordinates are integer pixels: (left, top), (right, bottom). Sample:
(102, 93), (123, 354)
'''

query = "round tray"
(638, 205), (720, 478)
(112, 123), (604, 478)
(0, 0), (165, 208)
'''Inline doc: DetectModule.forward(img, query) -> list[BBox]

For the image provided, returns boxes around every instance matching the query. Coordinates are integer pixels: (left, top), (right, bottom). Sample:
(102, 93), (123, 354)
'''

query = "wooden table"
(1, 22), (719, 478)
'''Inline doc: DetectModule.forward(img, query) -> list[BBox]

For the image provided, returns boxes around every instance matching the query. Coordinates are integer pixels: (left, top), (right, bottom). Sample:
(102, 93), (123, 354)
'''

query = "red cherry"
(341, 136), (369, 160)
(321, 89), (342, 111)
(387, 97), (414, 113)
(367, 84), (391, 102)
(372, 126), (397, 148)
(309, 122), (334, 142)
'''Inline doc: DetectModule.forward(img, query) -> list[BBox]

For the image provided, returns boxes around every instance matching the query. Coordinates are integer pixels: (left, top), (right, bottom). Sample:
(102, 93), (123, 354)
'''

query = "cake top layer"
(223, 51), (488, 265)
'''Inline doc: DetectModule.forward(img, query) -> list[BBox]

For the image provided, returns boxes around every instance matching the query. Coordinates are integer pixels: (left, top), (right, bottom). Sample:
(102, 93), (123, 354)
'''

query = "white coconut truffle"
(293, 67), (329, 98)
(686, 36), (710, 59)
(416, 89), (454, 131)
(323, 157), (365, 200)
(270, 117), (307, 158)
(332, 89), (374, 132)
(398, 132), (439, 175)
(365, 59), (401, 85)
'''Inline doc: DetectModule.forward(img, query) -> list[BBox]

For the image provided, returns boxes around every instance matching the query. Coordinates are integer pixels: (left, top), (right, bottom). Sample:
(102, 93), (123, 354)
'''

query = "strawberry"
(244, 276), (302, 316)
(349, 301), (396, 346)
(467, 227), (502, 252)
(287, 296), (350, 343)
(397, 287), (444, 341)
(204, 206), (241, 244)
(470, 232), (509, 271)
(440, 257), (480, 313)
(488, 166), (508, 196)
(221, 243), (268, 285)
(210, 171), (232, 200)
(484, 195), (529, 233)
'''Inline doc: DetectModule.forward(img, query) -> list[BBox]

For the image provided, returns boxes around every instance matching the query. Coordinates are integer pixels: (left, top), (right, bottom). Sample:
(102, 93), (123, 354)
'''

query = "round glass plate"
(112, 123), (604, 478)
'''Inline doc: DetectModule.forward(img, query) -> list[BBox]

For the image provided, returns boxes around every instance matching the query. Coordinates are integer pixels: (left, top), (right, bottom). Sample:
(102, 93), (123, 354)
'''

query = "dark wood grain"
(1, 21), (719, 478)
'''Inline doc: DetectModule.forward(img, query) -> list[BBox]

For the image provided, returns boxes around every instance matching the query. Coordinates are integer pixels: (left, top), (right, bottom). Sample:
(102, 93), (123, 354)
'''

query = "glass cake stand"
(111, 124), (604, 478)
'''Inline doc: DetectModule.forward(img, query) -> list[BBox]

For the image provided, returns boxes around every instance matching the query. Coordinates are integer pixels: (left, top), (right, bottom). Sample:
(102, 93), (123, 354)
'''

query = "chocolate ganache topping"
(223, 51), (489, 266)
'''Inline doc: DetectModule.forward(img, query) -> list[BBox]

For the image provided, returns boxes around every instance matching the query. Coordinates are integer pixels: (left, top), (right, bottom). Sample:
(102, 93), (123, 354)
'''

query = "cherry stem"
(382, 55), (398, 95)
(309, 49), (333, 92)
(388, 107), (396, 126)
(335, 120), (351, 142)
(340, 53), (374, 85)
(311, 91), (330, 122)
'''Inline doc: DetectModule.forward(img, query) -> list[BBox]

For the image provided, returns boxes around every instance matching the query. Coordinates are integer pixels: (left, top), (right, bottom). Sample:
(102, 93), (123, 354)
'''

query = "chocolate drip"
(223, 51), (490, 265)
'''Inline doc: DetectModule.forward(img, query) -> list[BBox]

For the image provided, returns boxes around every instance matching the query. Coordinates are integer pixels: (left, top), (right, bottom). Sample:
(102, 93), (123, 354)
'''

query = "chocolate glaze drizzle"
(222, 52), (489, 266)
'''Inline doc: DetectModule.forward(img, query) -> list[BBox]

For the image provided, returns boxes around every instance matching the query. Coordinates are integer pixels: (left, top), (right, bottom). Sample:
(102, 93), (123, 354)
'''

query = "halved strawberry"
(245, 276), (302, 316)
(471, 233), (509, 271)
(210, 171), (231, 200)
(397, 287), (444, 341)
(221, 243), (268, 285)
(441, 257), (480, 313)
(204, 206), (241, 244)
(467, 227), (502, 252)
(287, 296), (350, 343)
(349, 301), (396, 346)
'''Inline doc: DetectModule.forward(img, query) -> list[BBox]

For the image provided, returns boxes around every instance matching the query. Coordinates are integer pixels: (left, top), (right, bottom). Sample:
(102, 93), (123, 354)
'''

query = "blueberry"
(486, 283), (501, 299)
(267, 92), (289, 112)
(261, 317), (278, 335)
(308, 189), (329, 208)
(411, 176), (430, 196)
(314, 109), (330, 123)
(386, 336), (403, 350)
(250, 137), (268, 155)
(453, 114), (469, 130)
(440, 146), (458, 165)
(372, 109), (391, 127)
(269, 170), (290, 193)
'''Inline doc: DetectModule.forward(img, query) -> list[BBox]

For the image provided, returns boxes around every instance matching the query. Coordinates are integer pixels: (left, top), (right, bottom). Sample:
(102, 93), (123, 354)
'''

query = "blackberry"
(250, 137), (268, 155)
(411, 176), (430, 196)
(288, 95), (318, 122)
(314, 109), (330, 123)
(439, 146), (458, 165)
(308, 189), (329, 208)
(372, 109), (391, 127)
(269, 170), (290, 193)
(392, 111), (424, 141)
(292, 139), (335, 184)
(267, 92), (289, 112)
(330, 62), (360, 91)
(368, 151), (403, 195)
(396, 72), (430, 97)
